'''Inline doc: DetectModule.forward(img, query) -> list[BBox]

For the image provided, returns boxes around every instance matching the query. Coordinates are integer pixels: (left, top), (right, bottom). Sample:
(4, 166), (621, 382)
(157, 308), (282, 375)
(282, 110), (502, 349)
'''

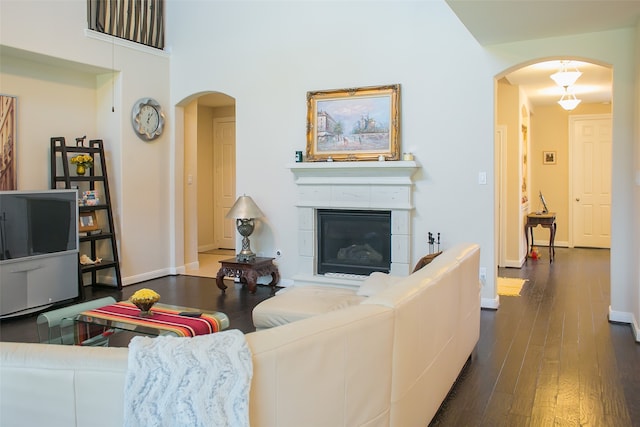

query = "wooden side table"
(216, 257), (280, 294)
(525, 212), (557, 263)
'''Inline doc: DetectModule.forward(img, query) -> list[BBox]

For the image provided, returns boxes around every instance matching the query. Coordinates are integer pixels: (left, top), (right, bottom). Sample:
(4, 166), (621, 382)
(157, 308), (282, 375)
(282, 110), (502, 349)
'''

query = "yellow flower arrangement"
(70, 154), (93, 169)
(130, 288), (161, 304)
(130, 288), (160, 316)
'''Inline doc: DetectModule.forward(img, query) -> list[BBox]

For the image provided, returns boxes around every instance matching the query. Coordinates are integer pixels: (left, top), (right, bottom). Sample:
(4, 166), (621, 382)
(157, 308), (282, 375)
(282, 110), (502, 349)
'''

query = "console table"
(525, 212), (557, 263)
(216, 257), (280, 293)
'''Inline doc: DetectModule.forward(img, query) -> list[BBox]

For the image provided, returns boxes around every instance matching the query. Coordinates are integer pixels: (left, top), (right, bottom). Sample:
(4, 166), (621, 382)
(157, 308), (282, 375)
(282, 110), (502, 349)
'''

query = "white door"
(496, 125), (507, 267)
(213, 118), (236, 249)
(571, 115), (611, 248)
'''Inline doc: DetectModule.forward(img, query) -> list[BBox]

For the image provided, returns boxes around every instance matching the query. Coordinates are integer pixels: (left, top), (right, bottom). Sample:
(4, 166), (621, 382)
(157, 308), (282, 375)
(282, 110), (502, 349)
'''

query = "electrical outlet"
(479, 267), (487, 284)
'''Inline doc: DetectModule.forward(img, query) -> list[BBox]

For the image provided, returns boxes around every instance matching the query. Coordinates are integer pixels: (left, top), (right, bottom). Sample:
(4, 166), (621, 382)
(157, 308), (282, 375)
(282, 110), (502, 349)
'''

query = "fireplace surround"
(289, 161), (419, 288)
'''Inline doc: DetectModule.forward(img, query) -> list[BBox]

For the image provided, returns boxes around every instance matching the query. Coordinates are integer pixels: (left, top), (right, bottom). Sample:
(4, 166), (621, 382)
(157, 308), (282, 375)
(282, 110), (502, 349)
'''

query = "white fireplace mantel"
(288, 161), (420, 288)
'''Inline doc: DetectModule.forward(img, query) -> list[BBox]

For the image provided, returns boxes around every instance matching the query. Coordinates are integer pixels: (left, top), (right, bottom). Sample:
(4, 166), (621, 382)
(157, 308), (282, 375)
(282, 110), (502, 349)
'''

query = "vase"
(76, 164), (86, 175)
(134, 301), (156, 317)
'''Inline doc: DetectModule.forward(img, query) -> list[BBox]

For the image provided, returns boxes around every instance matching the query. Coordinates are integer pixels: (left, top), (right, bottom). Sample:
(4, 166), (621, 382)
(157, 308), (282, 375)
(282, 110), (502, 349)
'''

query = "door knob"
(575, 198), (580, 202)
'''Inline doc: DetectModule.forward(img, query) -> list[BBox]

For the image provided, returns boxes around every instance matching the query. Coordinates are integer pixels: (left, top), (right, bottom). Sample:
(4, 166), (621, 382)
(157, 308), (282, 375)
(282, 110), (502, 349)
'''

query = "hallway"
(431, 247), (639, 425)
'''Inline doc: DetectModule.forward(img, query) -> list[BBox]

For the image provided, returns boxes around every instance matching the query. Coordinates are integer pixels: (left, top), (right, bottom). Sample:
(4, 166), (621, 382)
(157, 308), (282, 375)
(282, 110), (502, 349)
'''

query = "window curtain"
(88, 0), (164, 50)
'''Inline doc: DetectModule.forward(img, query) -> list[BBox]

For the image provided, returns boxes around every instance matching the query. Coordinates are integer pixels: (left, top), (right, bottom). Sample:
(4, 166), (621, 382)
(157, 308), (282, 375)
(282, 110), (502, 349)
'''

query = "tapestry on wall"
(0, 95), (17, 191)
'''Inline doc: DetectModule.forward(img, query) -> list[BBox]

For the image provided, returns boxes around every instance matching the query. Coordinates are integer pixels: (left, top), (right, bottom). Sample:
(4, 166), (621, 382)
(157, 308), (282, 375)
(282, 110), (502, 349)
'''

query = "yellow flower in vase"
(70, 154), (94, 175)
(130, 288), (161, 316)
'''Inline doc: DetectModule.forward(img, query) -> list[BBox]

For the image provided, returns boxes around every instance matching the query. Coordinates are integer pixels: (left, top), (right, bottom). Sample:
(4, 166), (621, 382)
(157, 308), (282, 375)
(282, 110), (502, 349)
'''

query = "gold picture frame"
(79, 211), (99, 232)
(306, 84), (400, 161)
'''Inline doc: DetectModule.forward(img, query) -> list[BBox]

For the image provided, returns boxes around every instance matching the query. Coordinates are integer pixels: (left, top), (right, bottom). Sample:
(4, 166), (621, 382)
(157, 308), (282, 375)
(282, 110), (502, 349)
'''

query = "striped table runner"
(76, 302), (224, 343)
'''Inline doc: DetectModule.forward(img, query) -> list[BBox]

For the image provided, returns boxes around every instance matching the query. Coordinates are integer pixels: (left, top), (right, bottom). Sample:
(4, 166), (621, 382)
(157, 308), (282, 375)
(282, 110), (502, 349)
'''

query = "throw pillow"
(357, 272), (400, 297)
(412, 251), (443, 273)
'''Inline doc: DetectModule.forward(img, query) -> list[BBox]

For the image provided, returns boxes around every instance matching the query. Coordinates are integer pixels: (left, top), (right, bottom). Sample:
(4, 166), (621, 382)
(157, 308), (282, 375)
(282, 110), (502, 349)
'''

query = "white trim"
(496, 125), (508, 268)
(122, 268), (177, 286)
(482, 296), (500, 310)
(608, 306), (640, 342)
(84, 29), (170, 57)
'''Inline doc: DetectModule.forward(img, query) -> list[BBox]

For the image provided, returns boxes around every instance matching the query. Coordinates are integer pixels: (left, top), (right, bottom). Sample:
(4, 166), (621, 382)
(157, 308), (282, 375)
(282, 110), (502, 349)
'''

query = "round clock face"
(132, 98), (165, 141)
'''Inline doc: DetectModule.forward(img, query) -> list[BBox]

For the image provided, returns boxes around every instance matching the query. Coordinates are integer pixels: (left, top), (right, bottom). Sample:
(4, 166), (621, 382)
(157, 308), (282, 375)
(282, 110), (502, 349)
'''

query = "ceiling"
(445, 0), (640, 46)
(504, 60), (612, 107)
(198, 92), (235, 108)
(445, 0), (640, 107)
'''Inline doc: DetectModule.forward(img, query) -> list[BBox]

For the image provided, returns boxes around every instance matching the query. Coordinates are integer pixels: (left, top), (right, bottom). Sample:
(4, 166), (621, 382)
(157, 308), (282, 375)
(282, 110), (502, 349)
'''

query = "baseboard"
(481, 296), (499, 310)
(502, 258), (524, 268)
(198, 243), (217, 252)
(184, 261), (199, 271)
(608, 306), (640, 342)
(122, 268), (175, 286)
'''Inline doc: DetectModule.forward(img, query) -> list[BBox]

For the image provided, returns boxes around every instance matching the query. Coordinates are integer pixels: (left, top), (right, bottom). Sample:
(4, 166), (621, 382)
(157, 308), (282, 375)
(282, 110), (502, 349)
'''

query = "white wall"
(167, 0), (497, 301)
(0, 0), (172, 285)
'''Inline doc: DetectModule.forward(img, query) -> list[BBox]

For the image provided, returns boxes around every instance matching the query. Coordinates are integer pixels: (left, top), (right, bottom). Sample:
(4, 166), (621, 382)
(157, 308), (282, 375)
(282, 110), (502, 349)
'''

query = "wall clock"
(131, 98), (165, 141)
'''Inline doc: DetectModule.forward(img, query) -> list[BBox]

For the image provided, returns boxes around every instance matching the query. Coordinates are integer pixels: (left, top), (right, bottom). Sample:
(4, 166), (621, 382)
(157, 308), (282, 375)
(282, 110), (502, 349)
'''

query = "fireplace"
(289, 161), (418, 288)
(317, 209), (391, 276)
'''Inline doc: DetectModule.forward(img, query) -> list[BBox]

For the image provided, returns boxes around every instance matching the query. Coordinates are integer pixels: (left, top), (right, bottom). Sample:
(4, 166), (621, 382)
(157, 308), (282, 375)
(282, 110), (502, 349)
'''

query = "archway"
(180, 91), (236, 273)
(494, 58), (612, 270)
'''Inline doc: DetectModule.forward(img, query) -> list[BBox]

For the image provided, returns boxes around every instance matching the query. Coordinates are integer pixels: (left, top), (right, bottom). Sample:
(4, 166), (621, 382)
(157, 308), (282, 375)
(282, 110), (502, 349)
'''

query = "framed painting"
(306, 84), (400, 161)
(543, 151), (556, 165)
(0, 95), (17, 190)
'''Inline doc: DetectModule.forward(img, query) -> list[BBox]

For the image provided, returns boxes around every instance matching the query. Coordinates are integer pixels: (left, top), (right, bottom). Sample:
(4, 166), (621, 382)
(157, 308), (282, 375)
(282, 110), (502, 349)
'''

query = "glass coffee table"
(63, 302), (229, 347)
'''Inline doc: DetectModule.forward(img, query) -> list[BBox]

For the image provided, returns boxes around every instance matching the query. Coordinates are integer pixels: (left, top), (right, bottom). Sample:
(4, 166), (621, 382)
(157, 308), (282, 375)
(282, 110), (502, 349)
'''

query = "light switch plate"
(478, 171), (487, 185)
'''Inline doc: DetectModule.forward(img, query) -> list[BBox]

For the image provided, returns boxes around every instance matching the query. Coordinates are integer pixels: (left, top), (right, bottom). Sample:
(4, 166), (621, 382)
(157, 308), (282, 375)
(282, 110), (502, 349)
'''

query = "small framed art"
(306, 84), (400, 161)
(543, 151), (556, 165)
(79, 211), (99, 232)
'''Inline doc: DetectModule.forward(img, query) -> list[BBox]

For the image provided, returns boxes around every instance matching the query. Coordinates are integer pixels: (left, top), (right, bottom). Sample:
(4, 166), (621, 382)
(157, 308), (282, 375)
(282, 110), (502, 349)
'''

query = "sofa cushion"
(252, 286), (366, 330)
(357, 272), (402, 297)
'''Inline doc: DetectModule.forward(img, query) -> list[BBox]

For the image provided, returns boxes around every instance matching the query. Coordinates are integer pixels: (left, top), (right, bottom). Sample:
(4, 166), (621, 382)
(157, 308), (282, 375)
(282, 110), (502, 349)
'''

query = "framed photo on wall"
(306, 84), (400, 161)
(0, 94), (17, 190)
(543, 151), (556, 165)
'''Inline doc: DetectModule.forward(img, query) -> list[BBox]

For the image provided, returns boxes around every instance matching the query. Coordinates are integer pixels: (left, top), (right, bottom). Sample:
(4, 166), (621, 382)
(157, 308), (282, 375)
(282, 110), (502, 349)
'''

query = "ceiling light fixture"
(558, 88), (582, 111)
(550, 60), (582, 88)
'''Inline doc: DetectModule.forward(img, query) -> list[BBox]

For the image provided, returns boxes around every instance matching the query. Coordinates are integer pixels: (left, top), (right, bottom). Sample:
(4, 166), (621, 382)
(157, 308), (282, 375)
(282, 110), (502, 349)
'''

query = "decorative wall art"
(0, 95), (17, 190)
(306, 84), (400, 161)
(543, 151), (556, 165)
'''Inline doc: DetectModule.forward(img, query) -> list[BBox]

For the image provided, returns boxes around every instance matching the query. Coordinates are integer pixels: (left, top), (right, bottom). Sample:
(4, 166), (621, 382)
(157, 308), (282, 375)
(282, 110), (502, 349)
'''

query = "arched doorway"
(182, 92), (236, 273)
(495, 59), (612, 269)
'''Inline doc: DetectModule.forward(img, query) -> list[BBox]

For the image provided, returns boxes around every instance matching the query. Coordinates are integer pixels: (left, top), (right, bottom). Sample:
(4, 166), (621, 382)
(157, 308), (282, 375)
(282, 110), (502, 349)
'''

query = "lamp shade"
(226, 195), (264, 219)
(558, 91), (581, 111)
(550, 61), (582, 88)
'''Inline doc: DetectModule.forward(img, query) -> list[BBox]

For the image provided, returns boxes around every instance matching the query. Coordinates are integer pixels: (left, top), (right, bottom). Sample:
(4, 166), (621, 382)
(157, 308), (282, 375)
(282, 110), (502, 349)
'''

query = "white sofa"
(0, 243), (480, 427)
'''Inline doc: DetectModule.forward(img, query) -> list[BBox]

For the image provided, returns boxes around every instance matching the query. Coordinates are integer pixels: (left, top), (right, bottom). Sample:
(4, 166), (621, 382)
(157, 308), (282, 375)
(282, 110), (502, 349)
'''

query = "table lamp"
(226, 195), (264, 262)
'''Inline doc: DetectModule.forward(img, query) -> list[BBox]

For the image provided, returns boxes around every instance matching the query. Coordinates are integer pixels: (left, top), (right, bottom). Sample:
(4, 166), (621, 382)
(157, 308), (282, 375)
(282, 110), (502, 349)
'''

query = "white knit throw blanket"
(123, 330), (252, 427)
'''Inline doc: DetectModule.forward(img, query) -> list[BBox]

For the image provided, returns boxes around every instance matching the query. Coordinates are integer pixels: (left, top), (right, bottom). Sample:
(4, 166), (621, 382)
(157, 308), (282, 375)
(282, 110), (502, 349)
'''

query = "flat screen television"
(0, 190), (78, 263)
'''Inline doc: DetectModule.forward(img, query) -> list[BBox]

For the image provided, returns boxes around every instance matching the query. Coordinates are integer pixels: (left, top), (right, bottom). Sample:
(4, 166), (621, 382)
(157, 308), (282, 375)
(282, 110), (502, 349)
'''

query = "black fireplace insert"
(317, 209), (391, 276)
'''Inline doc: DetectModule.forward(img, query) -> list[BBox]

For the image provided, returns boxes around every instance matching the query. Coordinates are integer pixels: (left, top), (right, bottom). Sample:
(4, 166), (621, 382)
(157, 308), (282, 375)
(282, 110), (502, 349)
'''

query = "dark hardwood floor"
(0, 275), (278, 343)
(432, 247), (640, 426)
(1, 248), (638, 426)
